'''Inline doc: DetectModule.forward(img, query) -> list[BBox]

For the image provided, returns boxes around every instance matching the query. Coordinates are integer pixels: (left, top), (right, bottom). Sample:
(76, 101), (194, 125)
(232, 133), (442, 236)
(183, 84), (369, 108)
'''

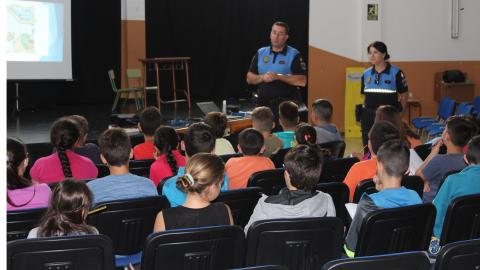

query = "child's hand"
(431, 139), (443, 155)
(350, 152), (364, 160)
(423, 181), (431, 192)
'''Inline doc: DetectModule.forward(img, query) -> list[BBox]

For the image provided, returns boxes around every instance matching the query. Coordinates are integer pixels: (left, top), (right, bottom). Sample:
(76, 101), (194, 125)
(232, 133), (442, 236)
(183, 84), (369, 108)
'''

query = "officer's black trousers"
(360, 107), (377, 150)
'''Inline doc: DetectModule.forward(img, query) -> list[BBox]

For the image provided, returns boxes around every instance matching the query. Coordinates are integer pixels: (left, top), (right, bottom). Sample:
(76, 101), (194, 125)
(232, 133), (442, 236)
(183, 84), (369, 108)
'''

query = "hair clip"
(185, 173), (195, 186)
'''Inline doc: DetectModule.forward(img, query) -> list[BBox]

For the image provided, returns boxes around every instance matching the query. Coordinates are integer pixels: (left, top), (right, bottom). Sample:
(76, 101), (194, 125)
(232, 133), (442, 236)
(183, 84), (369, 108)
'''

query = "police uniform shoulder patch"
(263, 56), (269, 63)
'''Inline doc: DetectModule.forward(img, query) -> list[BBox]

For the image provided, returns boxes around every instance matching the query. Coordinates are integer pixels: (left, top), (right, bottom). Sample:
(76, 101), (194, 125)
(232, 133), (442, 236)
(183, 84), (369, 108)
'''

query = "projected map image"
(6, 0), (64, 62)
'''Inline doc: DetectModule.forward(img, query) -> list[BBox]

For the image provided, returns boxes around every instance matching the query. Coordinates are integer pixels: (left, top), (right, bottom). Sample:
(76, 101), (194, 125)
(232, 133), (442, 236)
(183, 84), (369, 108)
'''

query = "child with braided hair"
(30, 117), (98, 184)
(154, 153), (233, 232)
(150, 126), (186, 186)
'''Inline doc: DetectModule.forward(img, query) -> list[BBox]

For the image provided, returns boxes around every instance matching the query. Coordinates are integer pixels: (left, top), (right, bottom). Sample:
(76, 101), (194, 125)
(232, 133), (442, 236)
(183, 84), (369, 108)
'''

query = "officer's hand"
(262, 72), (275, 83)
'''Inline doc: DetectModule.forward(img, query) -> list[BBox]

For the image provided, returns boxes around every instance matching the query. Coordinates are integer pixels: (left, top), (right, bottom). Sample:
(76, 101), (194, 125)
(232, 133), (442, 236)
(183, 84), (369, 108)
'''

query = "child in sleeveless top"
(154, 153), (233, 231)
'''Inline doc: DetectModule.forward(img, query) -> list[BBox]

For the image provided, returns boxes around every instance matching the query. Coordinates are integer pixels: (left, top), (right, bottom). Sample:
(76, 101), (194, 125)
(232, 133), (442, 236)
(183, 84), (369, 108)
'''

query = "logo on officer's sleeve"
(263, 56), (269, 63)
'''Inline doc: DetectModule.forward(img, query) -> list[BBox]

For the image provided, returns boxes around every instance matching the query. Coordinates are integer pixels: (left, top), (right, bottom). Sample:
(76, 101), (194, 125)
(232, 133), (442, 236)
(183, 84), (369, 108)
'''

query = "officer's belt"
(363, 88), (397, 94)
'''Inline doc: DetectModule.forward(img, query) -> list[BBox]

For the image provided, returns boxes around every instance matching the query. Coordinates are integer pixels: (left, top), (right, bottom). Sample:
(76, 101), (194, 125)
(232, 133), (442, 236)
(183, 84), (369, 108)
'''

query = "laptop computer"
(196, 101), (244, 119)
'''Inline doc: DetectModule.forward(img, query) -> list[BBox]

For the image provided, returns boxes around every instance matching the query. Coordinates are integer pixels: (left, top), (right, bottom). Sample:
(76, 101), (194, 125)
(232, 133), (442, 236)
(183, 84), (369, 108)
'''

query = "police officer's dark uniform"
(248, 45), (307, 112)
(360, 62), (408, 146)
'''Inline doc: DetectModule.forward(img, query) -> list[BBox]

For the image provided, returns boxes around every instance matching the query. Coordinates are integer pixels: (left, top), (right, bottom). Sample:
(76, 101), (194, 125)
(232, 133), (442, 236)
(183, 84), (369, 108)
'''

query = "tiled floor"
(343, 137), (364, 158)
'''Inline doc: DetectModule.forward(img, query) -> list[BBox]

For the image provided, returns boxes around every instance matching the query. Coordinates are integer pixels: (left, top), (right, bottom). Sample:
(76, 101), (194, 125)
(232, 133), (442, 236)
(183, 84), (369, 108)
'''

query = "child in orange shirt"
(343, 121), (400, 201)
(226, 128), (275, 189)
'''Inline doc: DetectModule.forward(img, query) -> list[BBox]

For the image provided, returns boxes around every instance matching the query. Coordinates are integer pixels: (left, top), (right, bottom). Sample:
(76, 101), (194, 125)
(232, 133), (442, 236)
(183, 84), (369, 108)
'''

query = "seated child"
(162, 123), (229, 207)
(416, 116), (476, 203)
(149, 126), (186, 186)
(87, 128), (158, 205)
(133, 107), (163, 160)
(7, 138), (52, 211)
(225, 128), (275, 189)
(311, 99), (342, 144)
(154, 153), (233, 231)
(294, 123), (317, 146)
(30, 117), (98, 184)
(69, 115), (102, 164)
(374, 105), (423, 174)
(244, 145), (336, 233)
(204, 112), (236, 155)
(274, 101), (299, 148)
(28, 179), (98, 238)
(252, 106), (283, 157)
(295, 123), (334, 159)
(432, 135), (480, 238)
(343, 121), (400, 201)
(344, 139), (422, 257)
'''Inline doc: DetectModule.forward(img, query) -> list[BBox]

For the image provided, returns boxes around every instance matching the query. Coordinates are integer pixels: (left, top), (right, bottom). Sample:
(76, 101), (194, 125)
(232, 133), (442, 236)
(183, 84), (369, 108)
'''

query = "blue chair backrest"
(473, 96), (480, 114)
(455, 102), (473, 116)
(438, 98), (456, 120)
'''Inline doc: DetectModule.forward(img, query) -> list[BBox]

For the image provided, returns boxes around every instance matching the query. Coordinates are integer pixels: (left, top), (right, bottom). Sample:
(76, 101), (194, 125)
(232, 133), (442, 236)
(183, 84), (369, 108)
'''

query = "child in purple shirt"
(7, 138), (51, 211)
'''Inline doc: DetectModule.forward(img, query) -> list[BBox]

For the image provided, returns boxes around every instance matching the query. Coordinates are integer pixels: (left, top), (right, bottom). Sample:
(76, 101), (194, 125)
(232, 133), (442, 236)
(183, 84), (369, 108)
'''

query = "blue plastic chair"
(472, 96), (480, 115)
(426, 102), (473, 138)
(412, 97), (455, 129)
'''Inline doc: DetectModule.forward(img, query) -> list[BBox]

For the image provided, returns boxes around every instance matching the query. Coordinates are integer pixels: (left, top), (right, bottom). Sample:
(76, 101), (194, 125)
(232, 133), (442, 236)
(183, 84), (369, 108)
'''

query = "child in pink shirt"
(150, 126), (186, 186)
(30, 117), (98, 184)
(226, 128), (275, 189)
(7, 138), (52, 211)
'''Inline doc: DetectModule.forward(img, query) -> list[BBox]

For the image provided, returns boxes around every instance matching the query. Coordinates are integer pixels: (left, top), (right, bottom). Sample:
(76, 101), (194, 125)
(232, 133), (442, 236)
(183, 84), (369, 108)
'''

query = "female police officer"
(360, 41), (409, 146)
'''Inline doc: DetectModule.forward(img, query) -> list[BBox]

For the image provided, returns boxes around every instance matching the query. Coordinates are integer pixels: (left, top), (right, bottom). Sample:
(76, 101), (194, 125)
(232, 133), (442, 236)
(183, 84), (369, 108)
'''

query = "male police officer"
(246, 21), (307, 116)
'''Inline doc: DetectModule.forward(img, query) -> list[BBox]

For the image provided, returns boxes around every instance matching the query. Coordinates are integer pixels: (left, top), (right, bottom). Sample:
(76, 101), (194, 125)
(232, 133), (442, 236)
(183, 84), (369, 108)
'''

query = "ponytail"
(57, 146), (73, 178)
(50, 118), (79, 179)
(176, 153), (224, 194)
(166, 149), (179, 175)
(154, 126), (180, 175)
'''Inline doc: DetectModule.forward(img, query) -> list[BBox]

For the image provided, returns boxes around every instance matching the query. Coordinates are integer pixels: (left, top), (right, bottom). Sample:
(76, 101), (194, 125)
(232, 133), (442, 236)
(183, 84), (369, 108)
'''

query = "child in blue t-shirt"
(162, 123), (229, 206)
(432, 135), (480, 238)
(345, 139), (422, 257)
(274, 101), (299, 149)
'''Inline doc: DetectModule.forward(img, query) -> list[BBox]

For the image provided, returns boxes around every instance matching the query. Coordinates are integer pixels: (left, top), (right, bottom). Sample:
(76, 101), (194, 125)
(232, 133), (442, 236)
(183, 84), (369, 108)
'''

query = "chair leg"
(134, 94), (142, 111)
(112, 93), (120, 112)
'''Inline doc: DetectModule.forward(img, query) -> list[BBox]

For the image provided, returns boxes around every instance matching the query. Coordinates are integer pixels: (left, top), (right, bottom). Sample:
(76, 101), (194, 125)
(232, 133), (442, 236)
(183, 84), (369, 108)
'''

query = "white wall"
(310, 0), (480, 62)
(121, 0), (145, 20)
(309, 0), (361, 60)
(381, 0), (480, 61)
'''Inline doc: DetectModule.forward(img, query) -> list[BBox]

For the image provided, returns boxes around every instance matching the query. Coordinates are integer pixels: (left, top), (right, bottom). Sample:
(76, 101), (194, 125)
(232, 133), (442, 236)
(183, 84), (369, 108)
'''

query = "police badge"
(263, 56), (269, 63)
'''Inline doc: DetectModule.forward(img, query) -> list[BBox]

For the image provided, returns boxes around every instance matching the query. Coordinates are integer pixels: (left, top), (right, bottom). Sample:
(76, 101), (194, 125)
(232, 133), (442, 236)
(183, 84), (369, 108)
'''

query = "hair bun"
(176, 174), (195, 192)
